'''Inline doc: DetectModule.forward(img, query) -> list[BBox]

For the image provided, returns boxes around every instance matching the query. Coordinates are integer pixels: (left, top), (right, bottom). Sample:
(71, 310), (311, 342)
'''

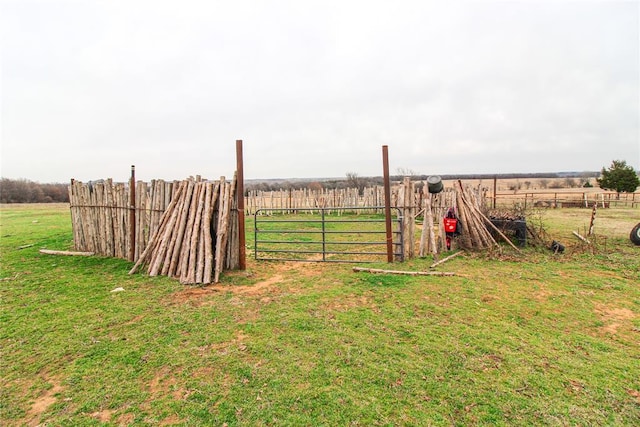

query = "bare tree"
(396, 167), (418, 177)
(0, 178), (69, 203)
(308, 181), (323, 192)
(345, 172), (365, 195)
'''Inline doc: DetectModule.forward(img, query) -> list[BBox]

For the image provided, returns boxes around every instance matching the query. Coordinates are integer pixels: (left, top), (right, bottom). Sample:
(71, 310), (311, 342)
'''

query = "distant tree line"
(0, 178), (70, 203)
(415, 171), (601, 181)
(1, 170), (608, 203)
(245, 176), (385, 194)
(245, 172), (601, 194)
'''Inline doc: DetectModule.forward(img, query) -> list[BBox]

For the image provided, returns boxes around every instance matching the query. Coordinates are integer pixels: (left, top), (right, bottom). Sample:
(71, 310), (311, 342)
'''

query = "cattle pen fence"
(67, 166), (638, 283)
(245, 186), (639, 214)
(68, 173), (240, 284)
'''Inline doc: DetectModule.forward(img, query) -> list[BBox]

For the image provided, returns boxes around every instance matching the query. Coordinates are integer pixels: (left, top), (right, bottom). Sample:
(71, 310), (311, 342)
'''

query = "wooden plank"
(572, 231), (591, 244)
(429, 250), (463, 268)
(353, 267), (458, 276)
(40, 249), (94, 256)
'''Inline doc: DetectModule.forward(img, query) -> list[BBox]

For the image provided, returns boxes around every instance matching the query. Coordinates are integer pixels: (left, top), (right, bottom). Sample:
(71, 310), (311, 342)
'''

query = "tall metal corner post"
(382, 146), (393, 262)
(236, 140), (247, 270)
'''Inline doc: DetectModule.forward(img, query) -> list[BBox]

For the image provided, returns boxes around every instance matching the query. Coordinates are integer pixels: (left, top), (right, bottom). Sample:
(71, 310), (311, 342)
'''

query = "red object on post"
(444, 218), (458, 233)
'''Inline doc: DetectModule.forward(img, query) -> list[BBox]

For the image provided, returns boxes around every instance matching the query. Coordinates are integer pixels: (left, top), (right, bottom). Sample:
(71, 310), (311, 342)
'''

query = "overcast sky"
(1, 0), (638, 183)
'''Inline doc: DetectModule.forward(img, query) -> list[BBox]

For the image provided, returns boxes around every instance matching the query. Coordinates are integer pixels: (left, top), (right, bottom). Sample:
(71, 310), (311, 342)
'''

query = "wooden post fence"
(69, 174), (241, 284)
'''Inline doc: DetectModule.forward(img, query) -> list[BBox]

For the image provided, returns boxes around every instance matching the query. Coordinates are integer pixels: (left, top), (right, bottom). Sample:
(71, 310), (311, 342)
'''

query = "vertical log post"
(588, 202), (597, 236)
(401, 177), (415, 259)
(236, 140), (246, 270)
(382, 145), (393, 263)
(493, 176), (497, 209)
(129, 165), (136, 262)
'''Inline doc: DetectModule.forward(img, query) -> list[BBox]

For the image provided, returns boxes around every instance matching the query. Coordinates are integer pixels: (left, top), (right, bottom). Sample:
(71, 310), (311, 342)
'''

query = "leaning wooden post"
(236, 140), (246, 270)
(382, 145), (393, 262)
(129, 165), (136, 262)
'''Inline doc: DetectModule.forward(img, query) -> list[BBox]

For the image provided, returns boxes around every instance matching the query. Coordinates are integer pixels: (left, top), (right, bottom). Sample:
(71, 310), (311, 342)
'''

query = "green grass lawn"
(1, 203), (639, 426)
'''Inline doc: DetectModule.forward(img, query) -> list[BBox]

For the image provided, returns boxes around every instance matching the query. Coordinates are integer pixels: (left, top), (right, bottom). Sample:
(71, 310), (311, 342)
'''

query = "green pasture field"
(1, 203), (639, 426)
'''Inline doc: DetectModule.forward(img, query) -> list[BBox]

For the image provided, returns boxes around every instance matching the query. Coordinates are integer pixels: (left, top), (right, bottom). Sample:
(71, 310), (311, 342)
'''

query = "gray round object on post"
(427, 176), (443, 194)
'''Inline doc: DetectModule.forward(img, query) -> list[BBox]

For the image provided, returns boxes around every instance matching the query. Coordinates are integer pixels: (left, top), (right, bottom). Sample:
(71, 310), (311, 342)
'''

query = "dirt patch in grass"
(532, 290), (552, 302)
(168, 262), (325, 304)
(166, 261), (331, 307)
(253, 259), (328, 278)
(116, 412), (135, 425)
(24, 376), (64, 426)
(160, 414), (185, 425)
(168, 273), (288, 306)
(167, 287), (217, 306)
(148, 366), (188, 401)
(199, 330), (250, 356)
(321, 293), (380, 313)
(588, 270), (626, 280)
(594, 303), (636, 334)
(232, 275), (284, 296)
(90, 409), (115, 423)
(481, 294), (501, 303)
(140, 369), (190, 419)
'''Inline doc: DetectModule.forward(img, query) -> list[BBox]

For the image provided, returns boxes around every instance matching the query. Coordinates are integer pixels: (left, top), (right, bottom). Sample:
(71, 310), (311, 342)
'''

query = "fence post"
(401, 177), (415, 259)
(129, 165), (136, 262)
(236, 140), (246, 270)
(382, 145), (393, 263)
(493, 176), (497, 209)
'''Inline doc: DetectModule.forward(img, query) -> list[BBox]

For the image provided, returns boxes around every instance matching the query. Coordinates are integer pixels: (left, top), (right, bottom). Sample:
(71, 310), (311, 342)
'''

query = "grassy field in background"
(1, 203), (639, 426)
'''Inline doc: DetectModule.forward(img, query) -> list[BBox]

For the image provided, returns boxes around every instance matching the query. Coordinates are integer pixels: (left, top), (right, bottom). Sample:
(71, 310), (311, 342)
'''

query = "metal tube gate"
(254, 207), (404, 263)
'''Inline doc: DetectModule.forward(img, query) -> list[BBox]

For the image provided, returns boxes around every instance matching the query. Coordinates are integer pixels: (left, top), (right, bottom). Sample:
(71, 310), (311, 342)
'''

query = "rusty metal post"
(129, 165), (136, 262)
(382, 145), (393, 263)
(236, 140), (247, 270)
